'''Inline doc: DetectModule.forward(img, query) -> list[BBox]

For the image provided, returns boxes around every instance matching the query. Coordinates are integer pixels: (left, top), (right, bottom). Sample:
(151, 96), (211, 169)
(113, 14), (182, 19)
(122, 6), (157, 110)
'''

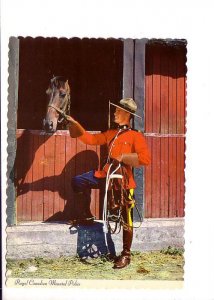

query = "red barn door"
(144, 42), (186, 218)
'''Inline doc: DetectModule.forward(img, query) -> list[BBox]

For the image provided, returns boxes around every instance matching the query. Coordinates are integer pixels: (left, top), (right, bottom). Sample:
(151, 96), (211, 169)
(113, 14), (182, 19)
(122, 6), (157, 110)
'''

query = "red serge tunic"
(79, 128), (151, 189)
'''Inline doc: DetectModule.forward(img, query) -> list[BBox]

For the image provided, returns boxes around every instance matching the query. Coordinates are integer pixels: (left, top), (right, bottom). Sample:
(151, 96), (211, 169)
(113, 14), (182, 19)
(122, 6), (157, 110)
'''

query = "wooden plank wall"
(144, 43), (186, 218)
(16, 130), (101, 222)
(15, 41), (186, 221)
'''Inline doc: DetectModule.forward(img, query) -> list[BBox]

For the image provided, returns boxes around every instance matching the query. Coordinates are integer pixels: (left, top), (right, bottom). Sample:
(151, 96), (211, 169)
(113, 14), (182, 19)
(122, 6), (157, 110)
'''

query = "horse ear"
(46, 88), (51, 95)
(65, 80), (70, 93)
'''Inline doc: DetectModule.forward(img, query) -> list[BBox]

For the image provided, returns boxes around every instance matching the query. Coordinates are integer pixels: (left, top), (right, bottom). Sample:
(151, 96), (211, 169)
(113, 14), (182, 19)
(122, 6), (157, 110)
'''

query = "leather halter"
(48, 104), (69, 120)
(47, 82), (70, 122)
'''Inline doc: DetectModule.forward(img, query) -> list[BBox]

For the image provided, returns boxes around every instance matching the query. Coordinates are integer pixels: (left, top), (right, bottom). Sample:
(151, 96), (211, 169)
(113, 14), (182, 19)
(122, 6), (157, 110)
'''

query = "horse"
(43, 76), (71, 133)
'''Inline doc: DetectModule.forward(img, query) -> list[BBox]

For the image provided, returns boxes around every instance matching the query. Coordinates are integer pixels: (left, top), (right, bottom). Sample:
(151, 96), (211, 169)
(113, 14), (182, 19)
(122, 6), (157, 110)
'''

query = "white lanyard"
(107, 129), (122, 163)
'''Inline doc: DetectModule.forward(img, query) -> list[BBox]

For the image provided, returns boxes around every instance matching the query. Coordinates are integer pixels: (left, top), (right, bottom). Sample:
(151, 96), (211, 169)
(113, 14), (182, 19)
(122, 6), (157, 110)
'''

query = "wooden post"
(122, 38), (134, 98)
(123, 38), (148, 221)
(7, 37), (19, 226)
(133, 39), (148, 221)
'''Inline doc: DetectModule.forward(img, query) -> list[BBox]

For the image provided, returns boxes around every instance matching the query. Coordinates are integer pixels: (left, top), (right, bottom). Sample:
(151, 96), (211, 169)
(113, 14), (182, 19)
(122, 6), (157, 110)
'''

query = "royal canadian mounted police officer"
(66, 98), (151, 269)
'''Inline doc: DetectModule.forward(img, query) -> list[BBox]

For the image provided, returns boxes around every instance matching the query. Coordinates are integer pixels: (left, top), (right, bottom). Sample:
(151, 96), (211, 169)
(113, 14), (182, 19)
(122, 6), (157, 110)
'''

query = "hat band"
(109, 102), (142, 119)
(120, 103), (136, 113)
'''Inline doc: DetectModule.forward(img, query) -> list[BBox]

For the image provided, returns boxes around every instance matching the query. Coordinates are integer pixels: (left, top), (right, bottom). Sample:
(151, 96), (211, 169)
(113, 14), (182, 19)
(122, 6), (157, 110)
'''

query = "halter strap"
(48, 104), (69, 120)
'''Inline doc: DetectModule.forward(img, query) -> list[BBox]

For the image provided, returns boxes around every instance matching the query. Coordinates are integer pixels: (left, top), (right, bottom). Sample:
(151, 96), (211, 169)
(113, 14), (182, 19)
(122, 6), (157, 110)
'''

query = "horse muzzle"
(43, 118), (57, 133)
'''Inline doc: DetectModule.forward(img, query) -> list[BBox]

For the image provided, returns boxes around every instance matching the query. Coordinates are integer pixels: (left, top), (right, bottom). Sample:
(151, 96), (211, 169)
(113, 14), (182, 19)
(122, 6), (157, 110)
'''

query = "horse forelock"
(51, 76), (68, 87)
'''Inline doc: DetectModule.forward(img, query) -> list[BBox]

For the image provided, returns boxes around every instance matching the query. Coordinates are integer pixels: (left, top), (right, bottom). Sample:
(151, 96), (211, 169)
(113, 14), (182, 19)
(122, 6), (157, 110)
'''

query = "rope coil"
(102, 163), (144, 250)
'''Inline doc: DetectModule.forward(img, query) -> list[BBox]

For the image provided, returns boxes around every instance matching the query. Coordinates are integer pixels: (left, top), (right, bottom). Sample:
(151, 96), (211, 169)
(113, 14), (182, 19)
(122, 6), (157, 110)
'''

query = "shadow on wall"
(17, 149), (104, 221)
(15, 130), (47, 186)
(69, 222), (116, 259)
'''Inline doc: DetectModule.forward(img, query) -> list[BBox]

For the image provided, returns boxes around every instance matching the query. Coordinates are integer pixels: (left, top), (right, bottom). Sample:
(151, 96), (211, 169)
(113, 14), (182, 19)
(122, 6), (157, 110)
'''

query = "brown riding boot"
(113, 226), (133, 269)
(67, 191), (95, 225)
(82, 190), (96, 221)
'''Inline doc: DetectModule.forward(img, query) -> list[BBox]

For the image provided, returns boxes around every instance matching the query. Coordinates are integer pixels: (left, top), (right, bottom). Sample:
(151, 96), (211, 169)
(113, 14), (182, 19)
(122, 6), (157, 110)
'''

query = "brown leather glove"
(66, 116), (85, 138)
(121, 153), (139, 167)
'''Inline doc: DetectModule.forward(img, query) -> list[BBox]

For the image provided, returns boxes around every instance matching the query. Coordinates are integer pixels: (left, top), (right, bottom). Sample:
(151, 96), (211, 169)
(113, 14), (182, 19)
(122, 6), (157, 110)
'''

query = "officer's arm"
(66, 115), (107, 145)
(66, 116), (85, 138)
(133, 133), (151, 166)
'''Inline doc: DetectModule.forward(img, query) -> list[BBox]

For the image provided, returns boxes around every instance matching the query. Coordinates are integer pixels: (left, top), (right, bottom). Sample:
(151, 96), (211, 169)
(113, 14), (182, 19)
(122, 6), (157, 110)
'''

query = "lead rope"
(106, 129), (122, 163)
(102, 162), (122, 251)
(102, 128), (123, 251)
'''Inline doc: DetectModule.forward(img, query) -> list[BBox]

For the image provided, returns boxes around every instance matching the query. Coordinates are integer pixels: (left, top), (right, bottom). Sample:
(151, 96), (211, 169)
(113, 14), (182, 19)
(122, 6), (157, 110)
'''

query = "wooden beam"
(133, 39), (148, 221)
(133, 39), (148, 131)
(7, 37), (20, 226)
(123, 38), (148, 221)
(122, 38), (134, 98)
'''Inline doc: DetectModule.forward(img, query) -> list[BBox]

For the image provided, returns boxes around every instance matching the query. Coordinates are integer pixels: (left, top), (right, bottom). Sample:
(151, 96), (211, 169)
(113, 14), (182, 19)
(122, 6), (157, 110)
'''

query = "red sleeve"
(134, 132), (151, 166)
(78, 131), (108, 145)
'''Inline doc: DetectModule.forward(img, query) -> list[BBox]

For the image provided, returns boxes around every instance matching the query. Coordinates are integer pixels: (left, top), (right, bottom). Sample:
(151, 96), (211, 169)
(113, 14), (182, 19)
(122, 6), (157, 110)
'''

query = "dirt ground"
(6, 248), (184, 281)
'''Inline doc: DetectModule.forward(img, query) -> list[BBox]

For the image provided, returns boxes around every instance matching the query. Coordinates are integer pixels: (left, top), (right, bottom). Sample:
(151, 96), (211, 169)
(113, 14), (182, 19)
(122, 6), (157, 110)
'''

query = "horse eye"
(60, 92), (66, 98)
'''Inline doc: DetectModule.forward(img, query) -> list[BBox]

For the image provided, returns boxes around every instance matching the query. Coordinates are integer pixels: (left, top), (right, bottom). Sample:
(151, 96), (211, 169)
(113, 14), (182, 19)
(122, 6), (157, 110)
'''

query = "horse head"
(43, 76), (71, 133)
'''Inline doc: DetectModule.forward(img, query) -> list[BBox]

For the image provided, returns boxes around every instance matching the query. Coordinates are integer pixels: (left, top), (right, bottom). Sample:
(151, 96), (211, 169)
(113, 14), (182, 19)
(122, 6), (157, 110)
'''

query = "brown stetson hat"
(110, 98), (141, 119)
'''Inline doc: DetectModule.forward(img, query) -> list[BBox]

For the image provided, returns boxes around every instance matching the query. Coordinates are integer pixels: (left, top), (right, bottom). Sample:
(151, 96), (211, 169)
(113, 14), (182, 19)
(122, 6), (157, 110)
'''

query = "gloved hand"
(111, 153), (139, 167)
(66, 115), (85, 138)
(120, 153), (139, 167)
(66, 115), (78, 124)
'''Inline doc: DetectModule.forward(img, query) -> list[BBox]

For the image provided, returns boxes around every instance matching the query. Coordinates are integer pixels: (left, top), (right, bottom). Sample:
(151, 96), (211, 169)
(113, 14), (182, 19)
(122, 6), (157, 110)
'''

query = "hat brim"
(110, 102), (142, 119)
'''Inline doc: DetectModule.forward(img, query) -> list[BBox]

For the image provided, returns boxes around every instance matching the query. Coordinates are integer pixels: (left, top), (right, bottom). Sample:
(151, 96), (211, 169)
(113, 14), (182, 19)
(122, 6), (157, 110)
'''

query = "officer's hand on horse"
(66, 115), (77, 124)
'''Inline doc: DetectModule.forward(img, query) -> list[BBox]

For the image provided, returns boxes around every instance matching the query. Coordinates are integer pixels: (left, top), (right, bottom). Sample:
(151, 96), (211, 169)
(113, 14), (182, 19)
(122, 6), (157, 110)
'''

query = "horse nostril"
(43, 120), (53, 132)
(44, 123), (49, 131)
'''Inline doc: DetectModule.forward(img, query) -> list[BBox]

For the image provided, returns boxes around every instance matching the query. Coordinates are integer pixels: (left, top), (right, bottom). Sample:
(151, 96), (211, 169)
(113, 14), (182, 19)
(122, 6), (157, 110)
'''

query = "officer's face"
(114, 108), (131, 125)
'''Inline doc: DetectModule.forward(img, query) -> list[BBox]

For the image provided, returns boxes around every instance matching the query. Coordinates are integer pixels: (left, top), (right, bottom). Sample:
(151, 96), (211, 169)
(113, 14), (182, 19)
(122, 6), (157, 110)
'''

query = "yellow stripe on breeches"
(126, 188), (135, 227)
